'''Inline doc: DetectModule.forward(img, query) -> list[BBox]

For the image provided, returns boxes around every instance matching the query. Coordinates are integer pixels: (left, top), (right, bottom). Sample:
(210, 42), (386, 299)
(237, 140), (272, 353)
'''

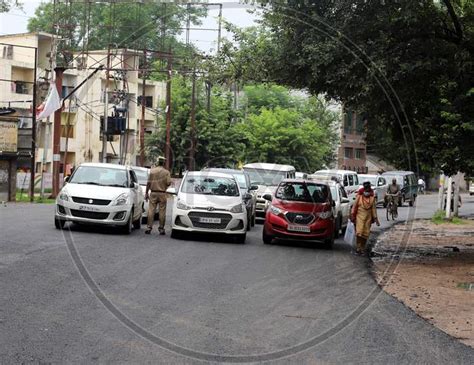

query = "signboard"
(0, 121), (18, 153)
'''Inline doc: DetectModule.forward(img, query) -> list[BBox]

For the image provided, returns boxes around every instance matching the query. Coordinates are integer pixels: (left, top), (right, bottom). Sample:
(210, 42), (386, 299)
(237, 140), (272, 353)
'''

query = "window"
(130, 170), (138, 184)
(353, 174), (359, 185)
(182, 175), (239, 196)
(339, 186), (347, 198)
(14, 81), (29, 94)
(355, 114), (365, 135)
(344, 110), (353, 134)
(355, 148), (364, 159)
(348, 174), (354, 186)
(344, 147), (353, 159)
(2, 45), (13, 59)
(276, 182), (329, 203)
(138, 95), (153, 108)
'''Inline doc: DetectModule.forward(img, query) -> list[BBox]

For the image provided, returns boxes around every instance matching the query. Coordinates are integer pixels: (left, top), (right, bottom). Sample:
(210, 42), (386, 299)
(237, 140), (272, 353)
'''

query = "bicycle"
(386, 193), (398, 220)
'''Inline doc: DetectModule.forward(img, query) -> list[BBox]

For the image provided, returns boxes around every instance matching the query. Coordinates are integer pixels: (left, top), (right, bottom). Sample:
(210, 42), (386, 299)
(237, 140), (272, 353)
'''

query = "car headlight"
(269, 205), (283, 215)
(59, 190), (69, 201)
(317, 210), (333, 219)
(113, 193), (129, 206)
(177, 200), (191, 210)
(230, 204), (243, 213)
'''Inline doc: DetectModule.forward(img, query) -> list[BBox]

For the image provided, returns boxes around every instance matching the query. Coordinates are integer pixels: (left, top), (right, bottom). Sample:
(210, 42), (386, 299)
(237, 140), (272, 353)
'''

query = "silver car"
(131, 166), (159, 223)
(358, 174), (388, 205)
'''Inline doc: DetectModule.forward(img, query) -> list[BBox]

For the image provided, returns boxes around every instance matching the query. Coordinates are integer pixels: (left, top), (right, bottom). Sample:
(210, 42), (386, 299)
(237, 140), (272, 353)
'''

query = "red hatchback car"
(262, 179), (336, 248)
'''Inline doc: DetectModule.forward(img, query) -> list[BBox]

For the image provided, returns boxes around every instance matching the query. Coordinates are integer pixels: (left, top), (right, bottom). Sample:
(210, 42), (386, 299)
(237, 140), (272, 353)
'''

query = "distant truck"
(243, 163), (296, 220)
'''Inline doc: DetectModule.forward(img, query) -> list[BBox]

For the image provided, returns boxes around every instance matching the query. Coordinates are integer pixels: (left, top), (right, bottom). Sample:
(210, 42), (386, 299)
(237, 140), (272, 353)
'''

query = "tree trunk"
(445, 176), (452, 219)
(437, 173), (445, 210)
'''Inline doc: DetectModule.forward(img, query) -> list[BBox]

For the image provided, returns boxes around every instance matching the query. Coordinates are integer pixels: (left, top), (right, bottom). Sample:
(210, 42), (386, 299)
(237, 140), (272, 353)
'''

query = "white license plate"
(199, 217), (221, 224)
(78, 205), (100, 212)
(287, 225), (311, 233)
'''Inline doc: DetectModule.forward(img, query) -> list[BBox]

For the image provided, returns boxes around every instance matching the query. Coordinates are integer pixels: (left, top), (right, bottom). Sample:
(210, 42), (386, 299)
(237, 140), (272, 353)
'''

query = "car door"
(129, 170), (143, 220)
(339, 185), (350, 227)
(377, 176), (387, 202)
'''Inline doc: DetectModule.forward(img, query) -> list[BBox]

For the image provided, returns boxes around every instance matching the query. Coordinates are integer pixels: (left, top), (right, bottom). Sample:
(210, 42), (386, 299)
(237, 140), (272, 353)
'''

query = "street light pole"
(51, 67), (64, 198)
(30, 47), (38, 202)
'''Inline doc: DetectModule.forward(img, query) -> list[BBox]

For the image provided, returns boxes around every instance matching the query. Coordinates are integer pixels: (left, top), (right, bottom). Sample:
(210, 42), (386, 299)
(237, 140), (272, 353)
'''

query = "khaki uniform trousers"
(147, 192), (167, 230)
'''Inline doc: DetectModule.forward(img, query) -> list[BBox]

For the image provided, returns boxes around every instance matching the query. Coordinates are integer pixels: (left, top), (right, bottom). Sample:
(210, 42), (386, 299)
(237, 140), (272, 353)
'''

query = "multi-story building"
(0, 32), (165, 181)
(336, 108), (367, 173)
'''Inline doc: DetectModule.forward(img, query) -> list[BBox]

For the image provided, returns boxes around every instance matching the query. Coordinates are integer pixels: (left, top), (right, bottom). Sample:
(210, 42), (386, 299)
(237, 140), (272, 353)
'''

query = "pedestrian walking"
(351, 181), (380, 255)
(145, 156), (171, 235)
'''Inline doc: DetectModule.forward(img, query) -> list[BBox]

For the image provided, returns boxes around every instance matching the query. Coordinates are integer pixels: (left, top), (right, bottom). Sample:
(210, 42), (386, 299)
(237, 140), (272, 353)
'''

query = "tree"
(223, 1), (474, 176)
(27, 2), (206, 52)
(0, 0), (21, 13)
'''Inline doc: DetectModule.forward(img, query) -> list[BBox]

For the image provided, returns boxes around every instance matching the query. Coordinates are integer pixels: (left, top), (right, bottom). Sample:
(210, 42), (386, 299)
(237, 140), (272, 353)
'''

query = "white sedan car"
(131, 166), (159, 223)
(55, 163), (144, 234)
(170, 171), (248, 243)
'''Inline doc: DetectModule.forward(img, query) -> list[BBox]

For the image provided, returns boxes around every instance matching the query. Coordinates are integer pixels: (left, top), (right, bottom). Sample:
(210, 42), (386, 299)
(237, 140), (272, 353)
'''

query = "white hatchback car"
(170, 171), (248, 243)
(55, 163), (144, 234)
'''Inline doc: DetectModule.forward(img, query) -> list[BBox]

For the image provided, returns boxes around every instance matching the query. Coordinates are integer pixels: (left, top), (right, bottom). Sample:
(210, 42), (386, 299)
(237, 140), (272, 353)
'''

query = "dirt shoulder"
(372, 219), (474, 348)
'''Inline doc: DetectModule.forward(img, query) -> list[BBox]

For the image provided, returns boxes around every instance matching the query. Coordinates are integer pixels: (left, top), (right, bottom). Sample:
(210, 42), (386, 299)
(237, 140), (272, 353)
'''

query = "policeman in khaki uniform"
(145, 157), (171, 235)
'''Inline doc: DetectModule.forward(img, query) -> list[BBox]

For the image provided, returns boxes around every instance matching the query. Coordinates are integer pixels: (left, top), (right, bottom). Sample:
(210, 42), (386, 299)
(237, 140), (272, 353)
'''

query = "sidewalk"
(372, 215), (474, 348)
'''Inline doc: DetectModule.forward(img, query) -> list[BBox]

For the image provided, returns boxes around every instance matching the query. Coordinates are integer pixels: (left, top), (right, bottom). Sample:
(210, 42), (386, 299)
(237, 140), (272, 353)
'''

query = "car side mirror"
(341, 197), (350, 203)
(64, 176), (70, 183)
(166, 187), (177, 195)
(250, 185), (258, 191)
(262, 193), (272, 201)
(243, 193), (252, 201)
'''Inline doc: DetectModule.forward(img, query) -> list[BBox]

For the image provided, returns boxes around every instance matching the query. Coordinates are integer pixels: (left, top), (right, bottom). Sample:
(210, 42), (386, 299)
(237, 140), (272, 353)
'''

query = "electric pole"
(51, 67), (64, 198)
(140, 51), (146, 167)
(165, 54), (172, 170)
(188, 70), (196, 171)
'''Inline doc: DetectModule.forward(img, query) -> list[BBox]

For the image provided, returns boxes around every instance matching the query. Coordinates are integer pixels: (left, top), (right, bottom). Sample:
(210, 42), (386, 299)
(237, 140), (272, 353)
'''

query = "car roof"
(382, 171), (415, 176)
(243, 163), (295, 172)
(186, 171), (236, 179)
(314, 169), (358, 175)
(281, 178), (329, 186)
(359, 174), (378, 177)
(78, 162), (129, 170)
(203, 167), (246, 175)
(130, 166), (149, 172)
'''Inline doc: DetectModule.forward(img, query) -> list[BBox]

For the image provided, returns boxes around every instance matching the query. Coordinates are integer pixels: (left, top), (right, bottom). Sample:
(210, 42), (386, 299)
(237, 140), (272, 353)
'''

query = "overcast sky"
(0, 1), (260, 54)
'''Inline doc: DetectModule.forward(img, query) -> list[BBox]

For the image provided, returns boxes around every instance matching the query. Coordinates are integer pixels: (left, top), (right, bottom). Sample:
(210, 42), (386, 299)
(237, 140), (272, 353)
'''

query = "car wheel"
(171, 229), (183, 239)
(234, 233), (247, 244)
(323, 232), (335, 250)
(55, 217), (65, 229)
(121, 210), (133, 234)
(262, 229), (273, 244)
(334, 215), (342, 238)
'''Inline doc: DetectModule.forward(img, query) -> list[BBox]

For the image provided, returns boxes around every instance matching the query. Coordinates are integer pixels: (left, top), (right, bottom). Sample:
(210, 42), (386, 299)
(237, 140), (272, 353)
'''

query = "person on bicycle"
(385, 178), (401, 215)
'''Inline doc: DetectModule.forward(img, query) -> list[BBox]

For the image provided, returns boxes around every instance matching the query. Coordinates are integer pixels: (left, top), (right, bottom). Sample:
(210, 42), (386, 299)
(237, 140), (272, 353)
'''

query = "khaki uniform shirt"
(148, 166), (171, 192)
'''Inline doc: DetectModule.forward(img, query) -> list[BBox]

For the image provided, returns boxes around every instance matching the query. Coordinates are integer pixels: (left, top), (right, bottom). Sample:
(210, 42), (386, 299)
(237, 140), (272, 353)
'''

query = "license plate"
(287, 225), (311, 233)
(199, 217), (221, 224)
(78, 205), (100, 212)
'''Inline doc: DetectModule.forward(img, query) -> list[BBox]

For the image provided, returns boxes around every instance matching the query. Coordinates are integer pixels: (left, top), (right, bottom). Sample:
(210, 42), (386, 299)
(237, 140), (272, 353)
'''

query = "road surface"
(0, 194), (473, 364)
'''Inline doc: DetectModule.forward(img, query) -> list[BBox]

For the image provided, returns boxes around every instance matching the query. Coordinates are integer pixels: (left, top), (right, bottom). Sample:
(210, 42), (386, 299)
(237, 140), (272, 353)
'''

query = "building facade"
(0, 32), (166, 182)
(336, 108), (367, 173)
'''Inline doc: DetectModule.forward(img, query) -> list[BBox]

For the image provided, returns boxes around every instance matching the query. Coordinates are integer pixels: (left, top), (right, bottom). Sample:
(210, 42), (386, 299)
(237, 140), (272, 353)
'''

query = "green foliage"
(0, 0), (21, 13)
(432, 209), (469, 225)
(27, 2), (205, 52)
(146, 79), (338, 174)
(223, 0), (474, 176)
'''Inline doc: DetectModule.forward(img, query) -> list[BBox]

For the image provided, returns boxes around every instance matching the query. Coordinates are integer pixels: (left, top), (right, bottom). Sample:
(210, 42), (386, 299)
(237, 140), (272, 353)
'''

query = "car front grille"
(188, 211), (232, 229)
(285, 212), (315, 225)
(72, 197), (111, 206)
(70, 209), (109, 220)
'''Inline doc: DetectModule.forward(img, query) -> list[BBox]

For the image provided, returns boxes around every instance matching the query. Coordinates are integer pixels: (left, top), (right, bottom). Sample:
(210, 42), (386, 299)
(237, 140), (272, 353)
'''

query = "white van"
(312, 169), (360, 199)
(243, 163), (296, 219)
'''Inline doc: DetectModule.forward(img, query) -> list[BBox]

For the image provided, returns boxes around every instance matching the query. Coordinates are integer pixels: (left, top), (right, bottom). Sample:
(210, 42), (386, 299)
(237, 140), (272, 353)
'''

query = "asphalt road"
(0, 194), (473, 364)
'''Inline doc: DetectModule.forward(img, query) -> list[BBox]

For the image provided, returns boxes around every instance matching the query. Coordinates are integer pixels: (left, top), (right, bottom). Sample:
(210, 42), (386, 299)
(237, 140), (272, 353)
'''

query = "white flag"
(36, 83), (62, 120)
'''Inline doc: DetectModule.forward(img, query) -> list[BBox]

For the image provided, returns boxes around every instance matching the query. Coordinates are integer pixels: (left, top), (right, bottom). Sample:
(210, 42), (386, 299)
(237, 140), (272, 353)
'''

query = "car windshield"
(132, 169), (148, 185)
(275, 182), (329, 203)
(182, 175), (239, 196)
(244, 168), (287, 186)
(360, 176), (377, 185)
(312, 173), (341, 182)
(69, 166), (129, 187)
(384, 175), (403, 185)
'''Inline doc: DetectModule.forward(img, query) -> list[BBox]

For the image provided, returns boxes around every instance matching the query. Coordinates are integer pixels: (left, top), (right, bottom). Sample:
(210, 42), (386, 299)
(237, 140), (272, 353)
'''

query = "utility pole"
(438, 173), (445, 210)
(51, 67), (64, 198)
(445, 175), (452, 219)
(140, 60), (146, 167)
(40, 118), (51, 199)
(102, 46), (111, 163)
(165, 54), (172, 170)
(30, 46), (38, 202)
(453, 172), (461, 217)
(188, 70), (196, 171)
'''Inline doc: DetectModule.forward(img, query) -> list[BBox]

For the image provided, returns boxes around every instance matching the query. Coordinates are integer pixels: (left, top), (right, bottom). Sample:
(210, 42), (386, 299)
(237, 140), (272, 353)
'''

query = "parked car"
(55, 163), (144, 234)
(262, 179), (336, 248)
(382, 171), (418, 206)
(327, 180), (351, 238)
(243, 163), (296, 220)
(358, 174), (388, 205)
(295, 172), (308, 179)
(130, 166), (160, 223)
(202, 167), (258, 229)
(170, 171), (248, 243)
(312, 169), (360, 200)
